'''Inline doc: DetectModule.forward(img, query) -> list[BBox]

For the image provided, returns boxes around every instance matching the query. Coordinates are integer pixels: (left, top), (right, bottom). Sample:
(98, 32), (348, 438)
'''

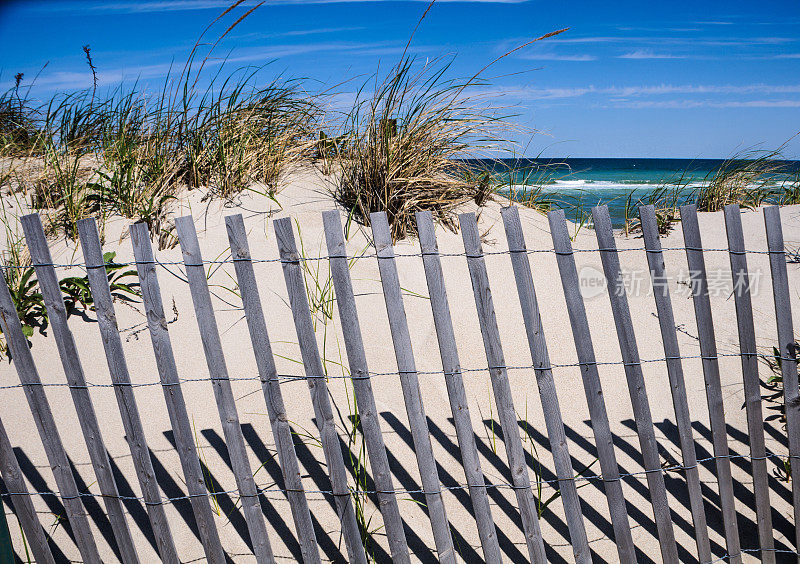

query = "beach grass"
(2, 65), (318, 244)
(327, 55), (506, 242)
(694, 147), (794, 212)
(623, 182), (693, 235)
(0, 1), (319, 246)
(327, 23), (566, 241)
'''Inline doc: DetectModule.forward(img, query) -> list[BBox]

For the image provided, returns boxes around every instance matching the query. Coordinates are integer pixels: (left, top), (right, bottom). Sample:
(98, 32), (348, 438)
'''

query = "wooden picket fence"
(0, 203), (798, 563)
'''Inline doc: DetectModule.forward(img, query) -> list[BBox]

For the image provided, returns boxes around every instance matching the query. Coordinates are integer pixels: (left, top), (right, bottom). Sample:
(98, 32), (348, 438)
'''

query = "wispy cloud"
(618, 49), (685, 59)
(518, 53), (597, 61)
(15, 62), (179, 91)
(471, 83), (800, 102)
(613, 99), (800, 109)
(555, 35), (797, 46)
(611, 84), (800, 96)
(691, 20), (734, 26)
(235, 26), (367, 39)
(0, 40), (410, 91)
(48, 0), (529, 12)
(278, 26), (365, 37)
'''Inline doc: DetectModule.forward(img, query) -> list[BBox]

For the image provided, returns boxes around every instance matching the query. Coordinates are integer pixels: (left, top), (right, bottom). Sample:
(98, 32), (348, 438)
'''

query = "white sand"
(1, 166), (798, 562)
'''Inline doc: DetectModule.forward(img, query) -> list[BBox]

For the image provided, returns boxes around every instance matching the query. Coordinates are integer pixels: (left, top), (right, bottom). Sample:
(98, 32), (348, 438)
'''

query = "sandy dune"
(2, 166), (798, 562)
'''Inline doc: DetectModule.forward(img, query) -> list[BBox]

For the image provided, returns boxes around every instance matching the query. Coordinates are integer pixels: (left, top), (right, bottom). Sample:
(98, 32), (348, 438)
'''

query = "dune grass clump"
(186, 70), (318, 200)
(329, 28), (564, 241)
(695, 147), (797, 212)
(497, 157), (567, 214)
(0, 78), (43, 157)
(618, 144), (799, 235)
(329, 57), (502, 241)
(623, 183), (693, 235)
(0, 1), (319, 246)
(1, 65), (318, 246)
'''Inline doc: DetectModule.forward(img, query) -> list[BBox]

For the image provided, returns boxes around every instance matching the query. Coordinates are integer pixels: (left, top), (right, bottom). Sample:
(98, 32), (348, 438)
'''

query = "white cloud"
(614, 99), (800, 109)
(469, 83), (800, 105)
(278, 26), (366, 37)
(611, 84), (800, 96)
(519, 53), (597, 61)
(50, 0), (529, 12)
(0, 40), (411, 92)
(618, 49), (685, 59)
(555, 35), (796, 46)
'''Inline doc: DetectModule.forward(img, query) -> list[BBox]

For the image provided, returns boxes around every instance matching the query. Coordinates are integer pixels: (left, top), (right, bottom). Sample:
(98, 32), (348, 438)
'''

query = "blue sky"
(1, 0), (798, 158)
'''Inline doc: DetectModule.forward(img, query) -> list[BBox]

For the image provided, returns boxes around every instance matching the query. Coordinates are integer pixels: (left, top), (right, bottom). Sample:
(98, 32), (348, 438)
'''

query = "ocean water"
(463, 158), (800, 228)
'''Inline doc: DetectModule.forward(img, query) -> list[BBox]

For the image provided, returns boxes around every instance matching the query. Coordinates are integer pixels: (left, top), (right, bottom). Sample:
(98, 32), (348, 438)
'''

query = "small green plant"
(2, 263), (47, 340)
(520, 399), (598, 518)
(346, 409), (382, 559)
(535, 451), (597, 518)
(773, 456), (792, 483)
(0, 217), (48, 355)
(294, 220), (335, 325)
(1, 248), (140, 358)
(18, 523), (32, 564)
(760, 340), (800, 425)
(59, 252), (140, 315)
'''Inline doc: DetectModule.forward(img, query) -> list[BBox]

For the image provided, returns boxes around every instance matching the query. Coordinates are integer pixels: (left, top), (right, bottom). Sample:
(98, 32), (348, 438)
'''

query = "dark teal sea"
(463, 158), (800, 227)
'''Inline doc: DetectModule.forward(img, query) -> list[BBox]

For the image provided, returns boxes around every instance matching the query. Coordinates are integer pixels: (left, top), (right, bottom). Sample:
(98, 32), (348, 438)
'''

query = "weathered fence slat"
(723, 204), (775, 563)
(0, 415), (56, 564)
(0, 269), (101, 563)
(5, 205), (800, 563)
(459, 211), (548, 563)
(322, 210), (411, 563)
(679, 204), (742, 563)
(638, 205), (711, 563)
(225, 214), (321, 564)
(369, 211), (456, 564)
(76, 217), (180, 564)
(592, 205), (679, 563)
(175, 216), (275, 563)
(547, 208), (637, 564)
(763, 205), (800, 558)
(500, 206), (592, 563)
(415, 210), (503, 563)
(272, 217), (368, 564)
(129, 222), (227, 564)
(21, 214), (140, 564)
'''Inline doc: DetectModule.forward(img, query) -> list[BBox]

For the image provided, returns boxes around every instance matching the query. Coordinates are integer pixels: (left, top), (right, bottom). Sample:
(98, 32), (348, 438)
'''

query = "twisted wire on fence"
(0, 245), (781, 272)
(0, 452), (794, 505)
(0, 351), (789, 390)
(1, 221), (797, 562)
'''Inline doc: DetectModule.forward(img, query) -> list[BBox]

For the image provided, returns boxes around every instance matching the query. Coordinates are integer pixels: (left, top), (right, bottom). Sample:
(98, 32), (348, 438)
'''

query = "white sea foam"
(505, 180), (707, 192)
